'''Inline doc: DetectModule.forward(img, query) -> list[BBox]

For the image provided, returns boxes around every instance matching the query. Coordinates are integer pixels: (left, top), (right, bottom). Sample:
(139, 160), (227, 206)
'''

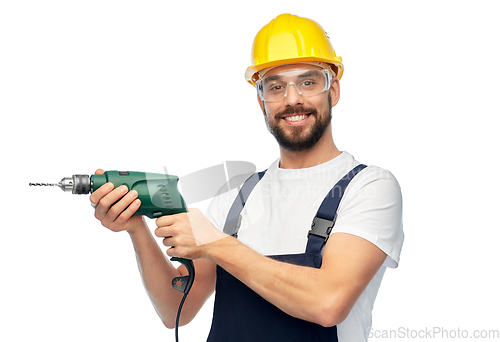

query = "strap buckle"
(308, 215), (337, 240)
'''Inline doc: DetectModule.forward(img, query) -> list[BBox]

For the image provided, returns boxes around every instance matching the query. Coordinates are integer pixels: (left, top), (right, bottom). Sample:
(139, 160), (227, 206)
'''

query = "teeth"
(284, 114), (308, 122)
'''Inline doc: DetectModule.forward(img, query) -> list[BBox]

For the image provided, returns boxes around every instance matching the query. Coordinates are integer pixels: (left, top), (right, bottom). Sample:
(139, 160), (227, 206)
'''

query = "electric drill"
(31, 170), (188, 218)
(30, 170), (195, 341)
(30, 169), (194, 266)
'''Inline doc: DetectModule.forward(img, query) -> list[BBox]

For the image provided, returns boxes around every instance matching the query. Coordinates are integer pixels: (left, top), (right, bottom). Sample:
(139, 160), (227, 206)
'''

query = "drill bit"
(29, 183), (59, 187)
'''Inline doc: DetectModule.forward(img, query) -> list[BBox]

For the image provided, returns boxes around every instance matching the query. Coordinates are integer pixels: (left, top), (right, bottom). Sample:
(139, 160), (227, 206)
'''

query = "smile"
(283, 114), (311, 125)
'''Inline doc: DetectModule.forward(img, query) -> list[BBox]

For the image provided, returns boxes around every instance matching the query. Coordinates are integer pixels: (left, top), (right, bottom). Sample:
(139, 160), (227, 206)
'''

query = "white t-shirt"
(206, 151), (404, 342)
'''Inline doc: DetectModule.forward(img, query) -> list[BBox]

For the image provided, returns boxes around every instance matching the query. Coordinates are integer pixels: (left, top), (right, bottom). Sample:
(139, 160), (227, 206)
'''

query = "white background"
(1, 0), (499, 341)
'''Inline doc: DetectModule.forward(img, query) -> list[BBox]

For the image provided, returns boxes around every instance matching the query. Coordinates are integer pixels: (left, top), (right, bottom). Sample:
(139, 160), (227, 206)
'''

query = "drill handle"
(171, 258), (195, 294)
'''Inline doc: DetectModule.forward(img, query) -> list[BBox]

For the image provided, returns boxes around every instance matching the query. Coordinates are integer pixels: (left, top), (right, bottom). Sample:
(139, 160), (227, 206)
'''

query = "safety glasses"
(256, 67), (333, 102)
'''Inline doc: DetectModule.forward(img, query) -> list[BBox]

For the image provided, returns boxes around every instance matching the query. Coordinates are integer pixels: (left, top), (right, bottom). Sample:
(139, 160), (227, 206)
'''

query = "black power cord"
(175, 291), (189, 342)
(170, 258), (195, 342)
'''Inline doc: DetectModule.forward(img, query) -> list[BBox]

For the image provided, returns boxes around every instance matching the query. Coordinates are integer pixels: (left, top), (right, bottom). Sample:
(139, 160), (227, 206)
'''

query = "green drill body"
(92, 171), (188, 219)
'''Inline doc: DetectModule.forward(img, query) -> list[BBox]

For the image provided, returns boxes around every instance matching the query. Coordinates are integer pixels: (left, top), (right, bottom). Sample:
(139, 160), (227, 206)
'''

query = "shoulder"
(346, 164), (402, 202)
(335, 164), (404, 268)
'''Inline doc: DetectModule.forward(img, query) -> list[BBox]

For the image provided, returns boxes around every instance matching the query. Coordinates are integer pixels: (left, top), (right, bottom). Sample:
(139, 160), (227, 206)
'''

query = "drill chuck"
(59, 175), (92, 194)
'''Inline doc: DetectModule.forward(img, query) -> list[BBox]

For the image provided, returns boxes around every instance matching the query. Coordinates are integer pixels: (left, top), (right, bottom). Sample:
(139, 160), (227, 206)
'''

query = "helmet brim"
(245, 56), (343, 86)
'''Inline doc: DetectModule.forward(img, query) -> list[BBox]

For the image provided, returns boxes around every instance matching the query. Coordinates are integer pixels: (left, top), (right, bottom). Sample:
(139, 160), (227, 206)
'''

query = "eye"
(267, 82), (287, 92)
(301, 80), (316, 87)
(270, 85), (285, 91)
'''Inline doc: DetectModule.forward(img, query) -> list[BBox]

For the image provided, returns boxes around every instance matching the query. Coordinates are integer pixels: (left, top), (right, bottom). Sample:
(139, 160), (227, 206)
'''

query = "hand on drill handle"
(89, 169), (228, 258)
(155, 209), (228, 260)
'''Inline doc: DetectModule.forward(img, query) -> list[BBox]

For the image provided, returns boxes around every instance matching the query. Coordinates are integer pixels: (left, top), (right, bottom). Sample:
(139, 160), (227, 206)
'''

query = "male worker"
(90, 14), (403, 342)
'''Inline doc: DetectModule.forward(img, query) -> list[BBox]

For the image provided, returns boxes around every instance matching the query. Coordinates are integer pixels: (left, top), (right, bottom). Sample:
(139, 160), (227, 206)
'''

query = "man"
(90, 14), (403, 342)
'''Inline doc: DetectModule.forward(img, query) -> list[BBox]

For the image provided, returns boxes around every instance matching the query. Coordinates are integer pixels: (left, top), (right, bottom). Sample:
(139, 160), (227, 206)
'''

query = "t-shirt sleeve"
(332, 166), (404, 268)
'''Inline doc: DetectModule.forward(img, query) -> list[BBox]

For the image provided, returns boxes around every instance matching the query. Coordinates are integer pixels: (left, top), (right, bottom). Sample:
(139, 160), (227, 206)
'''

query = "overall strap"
(223, 170), (267, 237)
(306, 164), (367, 253)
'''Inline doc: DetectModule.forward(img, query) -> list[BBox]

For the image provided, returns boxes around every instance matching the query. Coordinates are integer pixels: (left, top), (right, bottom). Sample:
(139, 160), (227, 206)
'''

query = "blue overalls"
(206, 165), (367, 342)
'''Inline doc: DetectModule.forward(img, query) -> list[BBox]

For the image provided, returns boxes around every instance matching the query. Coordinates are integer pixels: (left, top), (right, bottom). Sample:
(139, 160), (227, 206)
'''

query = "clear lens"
(257, 68), (331, 102)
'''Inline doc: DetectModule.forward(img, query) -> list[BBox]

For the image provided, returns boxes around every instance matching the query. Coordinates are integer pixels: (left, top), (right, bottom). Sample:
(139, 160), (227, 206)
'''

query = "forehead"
(261, 63), (323, 78)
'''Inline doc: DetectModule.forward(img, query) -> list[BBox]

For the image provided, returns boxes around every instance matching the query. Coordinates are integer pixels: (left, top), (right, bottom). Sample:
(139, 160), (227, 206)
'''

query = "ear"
(329, 77), (340, 108)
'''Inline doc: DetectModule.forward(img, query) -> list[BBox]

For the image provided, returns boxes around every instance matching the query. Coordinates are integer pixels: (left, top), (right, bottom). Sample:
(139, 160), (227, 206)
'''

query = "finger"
(165, 246), (180, 258)
(157, 212), (190, 228)
(94, 169), (105, 175)
(164, 242), (184, 259)
(106, 189), (139, 222)
(155, 226), (174, 238)
(89, 182), (114, 206)
(113, 198), (141, 225)
(162, 236), (175, 247)
(156, 214), (176, 228)
(94, 185), (129, 216)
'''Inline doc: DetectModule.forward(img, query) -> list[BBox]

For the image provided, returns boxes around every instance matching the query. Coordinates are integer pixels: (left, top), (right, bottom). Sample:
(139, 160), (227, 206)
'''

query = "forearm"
(204, 236), (345, 327)
(127, 219), (185, 327)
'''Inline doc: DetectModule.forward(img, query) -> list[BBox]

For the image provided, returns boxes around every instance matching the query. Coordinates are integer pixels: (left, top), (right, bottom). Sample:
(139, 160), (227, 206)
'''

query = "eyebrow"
(297, 70), (321, 78)
(263, 75), (281, 84)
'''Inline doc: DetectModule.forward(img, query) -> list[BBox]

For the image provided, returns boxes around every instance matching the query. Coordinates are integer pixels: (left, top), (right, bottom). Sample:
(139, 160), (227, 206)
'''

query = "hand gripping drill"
(30, 170), (195, 342)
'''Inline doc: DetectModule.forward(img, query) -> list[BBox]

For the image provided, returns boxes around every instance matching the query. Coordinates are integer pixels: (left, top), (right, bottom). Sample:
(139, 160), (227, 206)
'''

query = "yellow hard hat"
(245, 14), (344, 86)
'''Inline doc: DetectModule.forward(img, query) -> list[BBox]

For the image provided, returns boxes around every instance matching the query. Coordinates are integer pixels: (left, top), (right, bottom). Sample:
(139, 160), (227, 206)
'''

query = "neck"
(278, 126), (341, 169)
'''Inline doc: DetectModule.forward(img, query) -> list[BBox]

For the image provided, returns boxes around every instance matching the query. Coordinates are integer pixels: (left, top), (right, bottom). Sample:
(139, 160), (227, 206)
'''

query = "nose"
(284, 83), (303, 106)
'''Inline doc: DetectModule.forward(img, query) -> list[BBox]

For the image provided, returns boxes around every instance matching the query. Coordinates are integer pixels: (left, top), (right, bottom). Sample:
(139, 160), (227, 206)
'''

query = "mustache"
(276, 106), (318, 118)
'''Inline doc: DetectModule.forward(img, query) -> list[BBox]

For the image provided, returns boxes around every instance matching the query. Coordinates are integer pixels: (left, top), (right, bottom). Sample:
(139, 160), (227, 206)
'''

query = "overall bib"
(206, 165), (367, 342)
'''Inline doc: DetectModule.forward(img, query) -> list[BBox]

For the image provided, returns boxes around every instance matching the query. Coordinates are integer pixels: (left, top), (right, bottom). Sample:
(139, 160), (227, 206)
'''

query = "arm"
(207, 232), (386, 327)
(90, 169), (216, 329)
(128, 223), (216, 328)
(158, 210), (387, 327)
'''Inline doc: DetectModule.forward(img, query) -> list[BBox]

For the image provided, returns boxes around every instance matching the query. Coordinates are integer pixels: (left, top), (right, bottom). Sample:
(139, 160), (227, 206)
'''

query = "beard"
(264, 93), (332, 152)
